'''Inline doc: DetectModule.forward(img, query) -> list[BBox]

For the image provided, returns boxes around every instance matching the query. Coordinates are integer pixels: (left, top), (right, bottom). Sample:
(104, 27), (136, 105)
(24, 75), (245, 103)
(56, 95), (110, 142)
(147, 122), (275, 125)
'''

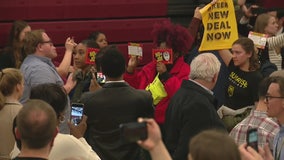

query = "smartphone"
(246, 128), (258, 152)
(96, 72), (106, 84)
(71, 103), (84, 125)
(119, 122), (148, 143)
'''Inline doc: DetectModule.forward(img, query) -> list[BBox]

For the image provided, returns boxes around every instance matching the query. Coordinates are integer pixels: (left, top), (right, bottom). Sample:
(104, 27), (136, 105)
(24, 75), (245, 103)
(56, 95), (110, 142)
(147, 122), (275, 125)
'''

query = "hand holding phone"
(246, 128), (258, 152)
(69, 115), (87, 139)
(96, 72), (106, 84)
(120, 122), (148, 143)
(71, 103), (84, 126)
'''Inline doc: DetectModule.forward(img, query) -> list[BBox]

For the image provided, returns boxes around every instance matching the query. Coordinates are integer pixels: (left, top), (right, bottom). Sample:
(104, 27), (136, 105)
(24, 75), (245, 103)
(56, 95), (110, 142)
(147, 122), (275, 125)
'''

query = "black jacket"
(81, 82), (154, 160)
(164, 80), (226, 160)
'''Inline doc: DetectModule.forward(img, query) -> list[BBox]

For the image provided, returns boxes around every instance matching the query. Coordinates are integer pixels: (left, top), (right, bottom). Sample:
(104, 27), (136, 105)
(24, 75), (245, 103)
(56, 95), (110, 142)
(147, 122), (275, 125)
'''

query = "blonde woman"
(0, 68), (24, 159)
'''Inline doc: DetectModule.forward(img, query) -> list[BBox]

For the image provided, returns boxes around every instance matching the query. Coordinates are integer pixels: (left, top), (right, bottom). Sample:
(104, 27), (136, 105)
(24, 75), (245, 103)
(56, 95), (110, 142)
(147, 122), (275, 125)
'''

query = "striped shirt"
(267, 33), (284, 70)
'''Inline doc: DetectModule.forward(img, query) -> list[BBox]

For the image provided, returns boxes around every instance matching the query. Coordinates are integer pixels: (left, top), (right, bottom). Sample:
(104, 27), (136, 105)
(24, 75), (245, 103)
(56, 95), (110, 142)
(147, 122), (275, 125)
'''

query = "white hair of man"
(189, 53), (221, 82)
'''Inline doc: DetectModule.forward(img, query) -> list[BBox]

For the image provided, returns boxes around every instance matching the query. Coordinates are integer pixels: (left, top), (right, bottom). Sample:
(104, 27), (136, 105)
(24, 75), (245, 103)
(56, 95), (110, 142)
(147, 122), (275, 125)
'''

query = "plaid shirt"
(229, 110), (280, 150)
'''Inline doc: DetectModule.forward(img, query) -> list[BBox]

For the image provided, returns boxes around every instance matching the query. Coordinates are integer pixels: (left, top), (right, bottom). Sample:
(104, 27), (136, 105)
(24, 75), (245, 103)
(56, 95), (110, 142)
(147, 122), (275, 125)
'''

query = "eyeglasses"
(265, 95), (284, 102)
(40, 40), (54, 46)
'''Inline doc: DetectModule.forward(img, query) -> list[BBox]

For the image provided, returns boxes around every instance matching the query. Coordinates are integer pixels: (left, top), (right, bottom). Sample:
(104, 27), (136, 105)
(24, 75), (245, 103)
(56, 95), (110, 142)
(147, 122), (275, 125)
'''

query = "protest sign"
(152, 49), (173, 64)
(199, 0), (238, 51)
(85, 48), (99, 65)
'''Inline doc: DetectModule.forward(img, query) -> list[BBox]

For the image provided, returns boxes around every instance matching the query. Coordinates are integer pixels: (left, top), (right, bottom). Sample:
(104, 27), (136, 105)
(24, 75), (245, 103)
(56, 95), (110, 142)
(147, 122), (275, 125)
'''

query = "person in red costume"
(124, 9), (201, 127)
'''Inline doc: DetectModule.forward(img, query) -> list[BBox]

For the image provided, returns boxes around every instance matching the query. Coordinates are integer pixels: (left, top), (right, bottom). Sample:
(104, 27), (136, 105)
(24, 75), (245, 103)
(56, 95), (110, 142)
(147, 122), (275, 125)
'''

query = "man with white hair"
(164, 53), (226, 160)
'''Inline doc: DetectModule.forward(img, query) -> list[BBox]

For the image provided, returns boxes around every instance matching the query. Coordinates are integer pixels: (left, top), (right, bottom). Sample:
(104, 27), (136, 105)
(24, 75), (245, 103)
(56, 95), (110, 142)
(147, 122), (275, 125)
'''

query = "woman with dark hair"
(217, 37), (263, 131)
(70, 39), (100, 102)
(124, 19), (194, 127)
(0, 20), (31, 69)
(219, 37), (262, 110)
(88, 31), (108, 49)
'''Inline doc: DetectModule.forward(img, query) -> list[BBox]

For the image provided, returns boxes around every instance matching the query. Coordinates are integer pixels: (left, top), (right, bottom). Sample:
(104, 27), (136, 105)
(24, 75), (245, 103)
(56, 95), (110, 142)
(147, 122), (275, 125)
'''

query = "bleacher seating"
(0, 0), (169, 65)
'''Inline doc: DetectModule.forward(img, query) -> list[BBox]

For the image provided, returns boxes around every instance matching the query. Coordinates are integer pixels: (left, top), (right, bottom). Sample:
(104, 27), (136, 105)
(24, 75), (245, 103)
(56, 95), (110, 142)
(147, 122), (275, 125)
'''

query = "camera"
(119, 122), (148, 143)
(246, 128), (258, 152)
(70, 103), (84, 125)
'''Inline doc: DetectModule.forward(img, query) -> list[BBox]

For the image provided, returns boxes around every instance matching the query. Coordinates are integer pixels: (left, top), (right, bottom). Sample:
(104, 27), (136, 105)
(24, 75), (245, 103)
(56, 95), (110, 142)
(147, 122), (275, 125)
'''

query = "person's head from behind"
(100, 45), (126, 79)
(270, 70), (284, 78)
(23, 29), (57, 59)
(15, 99), (58, 150)
(265, 76), (284, 121)
(152, 20), (192, 60)
(88, 31), (108, 49)
(9, 20), (31, 45)
(258, 77), (273, 101)
(0, 68), (24, 108)
(188, 130), (241, 160)
(231, 37), (260, 71)
(189, 53), (220, 89)
(254, 13), (279, 36)
(73, 39), (99, 71)
(30, 83), (67, 124)
(274, 9), (284, 28)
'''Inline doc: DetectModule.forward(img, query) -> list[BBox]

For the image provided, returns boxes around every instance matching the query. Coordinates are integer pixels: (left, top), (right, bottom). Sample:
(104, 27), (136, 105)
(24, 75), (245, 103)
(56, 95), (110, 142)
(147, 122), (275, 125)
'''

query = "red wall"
(0, 0), (168, 66)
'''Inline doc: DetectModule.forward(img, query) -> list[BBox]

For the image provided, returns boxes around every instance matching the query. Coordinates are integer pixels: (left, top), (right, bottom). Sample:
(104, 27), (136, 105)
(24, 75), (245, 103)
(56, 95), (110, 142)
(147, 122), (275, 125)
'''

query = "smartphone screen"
(246, 128), (258, 152)
(71, 103), (84, 125)
(119, 122), (147, 143)
(96, 72), (106, 84)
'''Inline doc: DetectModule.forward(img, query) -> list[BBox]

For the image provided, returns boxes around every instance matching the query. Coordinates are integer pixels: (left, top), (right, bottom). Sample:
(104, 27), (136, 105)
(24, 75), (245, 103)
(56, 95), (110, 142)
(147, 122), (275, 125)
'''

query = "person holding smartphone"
(138, 118), (241, 160)
(239, 143), (274, 160)
(230, 77), (280, 150)
(10, 83), (101, 160)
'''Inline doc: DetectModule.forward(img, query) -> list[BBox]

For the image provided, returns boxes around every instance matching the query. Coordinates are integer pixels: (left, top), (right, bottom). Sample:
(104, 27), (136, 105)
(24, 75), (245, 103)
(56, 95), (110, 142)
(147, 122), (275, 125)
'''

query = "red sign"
(152, 49), (173, 64)
(85, 48), (99, 65)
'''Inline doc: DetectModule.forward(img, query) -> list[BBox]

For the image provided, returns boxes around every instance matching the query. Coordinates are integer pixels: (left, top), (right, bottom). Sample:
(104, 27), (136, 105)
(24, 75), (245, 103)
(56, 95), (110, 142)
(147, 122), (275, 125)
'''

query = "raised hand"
(69, 115), (88, 139)
(65, 37), (77, 52)
(127, 56), (139, 73)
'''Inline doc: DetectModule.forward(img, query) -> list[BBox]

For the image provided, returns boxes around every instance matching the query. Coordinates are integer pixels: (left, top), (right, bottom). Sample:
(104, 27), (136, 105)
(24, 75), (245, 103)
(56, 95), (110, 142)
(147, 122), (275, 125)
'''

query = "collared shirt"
(105, 80), (125, 83)
(20, 54), (63, 103)
(273, 125), (284, 160)
(19, 54), (70, 134)
(230, 110), (279, 150)
(189, 79), (213, 95)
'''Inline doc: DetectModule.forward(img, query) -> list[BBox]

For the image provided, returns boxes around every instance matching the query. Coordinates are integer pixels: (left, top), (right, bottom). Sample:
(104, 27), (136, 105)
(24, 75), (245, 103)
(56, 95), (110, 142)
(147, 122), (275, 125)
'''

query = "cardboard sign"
(152, 49), (173, 64)
(85, 48), (99, 65)
(128, 42), (143, 59)
(248, 31), (268, 49)
(199, 0), (238, 51)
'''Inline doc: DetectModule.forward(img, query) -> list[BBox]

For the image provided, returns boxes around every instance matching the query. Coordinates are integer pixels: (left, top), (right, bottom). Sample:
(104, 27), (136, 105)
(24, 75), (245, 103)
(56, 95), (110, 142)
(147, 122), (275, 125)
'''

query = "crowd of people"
(0, 0), (284, 159)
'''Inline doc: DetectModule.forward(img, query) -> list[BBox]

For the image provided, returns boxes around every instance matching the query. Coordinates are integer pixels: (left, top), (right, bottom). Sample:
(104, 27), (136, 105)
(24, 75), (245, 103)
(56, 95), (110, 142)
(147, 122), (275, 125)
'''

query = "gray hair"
(189, 53), (221, 82)
(270, 70), (284, 78)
